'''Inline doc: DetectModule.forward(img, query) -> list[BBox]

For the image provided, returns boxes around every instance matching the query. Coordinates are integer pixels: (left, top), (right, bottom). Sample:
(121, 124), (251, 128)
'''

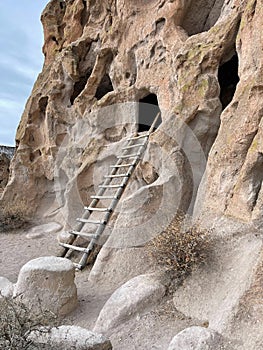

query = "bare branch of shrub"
(147, 213), (212, 280)
(0, 199), (31, 231)
(0, 294), (59, 349)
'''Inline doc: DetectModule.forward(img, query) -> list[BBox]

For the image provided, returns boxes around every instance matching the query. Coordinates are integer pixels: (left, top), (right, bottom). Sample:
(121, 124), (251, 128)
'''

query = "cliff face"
(0, 146), (15, 194)
(1, 0), (262, 228)
(1, 2), (263, 348)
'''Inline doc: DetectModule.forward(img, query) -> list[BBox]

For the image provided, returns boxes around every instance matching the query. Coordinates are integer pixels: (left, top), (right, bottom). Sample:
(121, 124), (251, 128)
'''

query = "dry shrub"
(0, 200), (31, 231)
(0, 295), (58, 349)
(148, 214), (211, 278)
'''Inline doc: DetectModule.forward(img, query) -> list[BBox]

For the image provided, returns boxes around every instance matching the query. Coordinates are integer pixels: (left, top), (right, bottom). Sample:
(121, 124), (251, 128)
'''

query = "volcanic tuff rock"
(1, 0), (258, 224)
(13, 256), (78, 316)
(167, 326), (223, 350)
(0, 146), (14, 193)
(0, 0), (261, 230)
(93, 273), (166, 333)
(1, 1), (263, 348)
(28, 326), (112, 350)
(0, 0), (260, 228)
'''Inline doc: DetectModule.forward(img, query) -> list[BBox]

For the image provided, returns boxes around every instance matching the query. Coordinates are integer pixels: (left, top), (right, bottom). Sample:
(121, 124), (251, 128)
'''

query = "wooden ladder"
(59, 112), (160, 270)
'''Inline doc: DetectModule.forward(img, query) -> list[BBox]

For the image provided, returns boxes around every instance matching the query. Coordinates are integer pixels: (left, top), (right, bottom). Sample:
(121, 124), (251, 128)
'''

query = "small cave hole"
(59, 0), (65, 10)
(182, 0), (225, 36)
(158, 1), (165, 10)
(39, 97), (48, 118)
(218, 53), (239, 110)
(138, 93), (161, 132)
(95, 74), (114, 100)
(81, 0), (89, 26)
(150, 44), (156, 59)
(51, 36), (59, 45)
(29, 150), (41, 163)
(155, 18), (166, 33)
(107, 15), (113, 29)
(70, 69), (92, 105)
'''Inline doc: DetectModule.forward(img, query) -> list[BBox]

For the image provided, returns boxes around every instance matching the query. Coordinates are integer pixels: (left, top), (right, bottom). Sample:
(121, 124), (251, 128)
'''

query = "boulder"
(167, 326), (222, 350)
(94, 273), (166, 333)
(13, 256), (77, 316)
(28, 325), (112, 350)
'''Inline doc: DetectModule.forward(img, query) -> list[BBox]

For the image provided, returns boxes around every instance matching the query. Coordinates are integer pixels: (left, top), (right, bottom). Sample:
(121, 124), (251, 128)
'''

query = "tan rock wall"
(0, 147), (14, 194)
(1, 0), (262, 228)
(196, 0), (263, 224)
(0, 154), (10, 193)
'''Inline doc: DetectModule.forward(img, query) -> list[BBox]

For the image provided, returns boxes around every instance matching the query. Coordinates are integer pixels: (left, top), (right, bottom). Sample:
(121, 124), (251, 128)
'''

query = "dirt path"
(0, 227), (57, 282)
(0, 224), (196, 350)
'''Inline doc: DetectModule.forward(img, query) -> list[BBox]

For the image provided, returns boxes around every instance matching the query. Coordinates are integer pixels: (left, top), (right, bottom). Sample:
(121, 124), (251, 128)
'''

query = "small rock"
(0, 276), (14, 298)
(13, 256), (77, 316)
(26, 222), (62, 239)
(167, 326), (222, 350)
(58, 230), (73, 244)
(28, 325), (112, 350)
(94, 273), (166, 333)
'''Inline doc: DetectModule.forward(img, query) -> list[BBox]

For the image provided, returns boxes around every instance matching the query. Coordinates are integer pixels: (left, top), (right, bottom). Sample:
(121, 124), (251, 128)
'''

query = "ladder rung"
(117, 154), (139, 159)
(90, 195), (117, 199)
(104, 174), (129, 178)
(70, 230), (97, 239)
(122, 143), (145, 150)
(84, 206), (112, 212)
(74, 262), (85, 270)
(59, 243), (89, 253)
(76, 219), (104, 224)
(127, 133), (149, 140)
(57, 115), (158, 271)
(110, 163), (134, 168)
(99, 184), (125, 189)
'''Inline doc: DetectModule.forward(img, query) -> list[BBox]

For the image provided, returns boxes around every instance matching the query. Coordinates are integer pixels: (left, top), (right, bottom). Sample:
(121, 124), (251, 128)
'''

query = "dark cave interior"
(138, 93), (161, 132)
(95, 74), (114, 100)
(218, 53), (240, 110)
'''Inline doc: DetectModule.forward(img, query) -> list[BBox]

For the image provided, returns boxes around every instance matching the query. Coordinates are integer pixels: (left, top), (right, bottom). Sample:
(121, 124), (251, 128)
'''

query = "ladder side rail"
(148, 112), (161, 134)
(61, 112), (160, 263)
(60, 138), (137, 257)
(77, 150), (146, 269)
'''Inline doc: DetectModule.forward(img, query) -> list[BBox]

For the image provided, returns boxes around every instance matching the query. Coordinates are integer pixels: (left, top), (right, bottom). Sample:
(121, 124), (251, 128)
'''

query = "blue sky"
(0, 1), (49, 146)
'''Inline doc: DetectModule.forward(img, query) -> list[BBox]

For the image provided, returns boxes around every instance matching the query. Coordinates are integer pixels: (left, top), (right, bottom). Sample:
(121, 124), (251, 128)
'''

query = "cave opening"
(95, 74), (114, 100)
(138, 93), (161, 132)
(218, 53), (239, 110)
(51, 36), (59, 45)
(81, 0), (89, 27)
(182, 0), (225, 36)
(70, 69), (92, 105)
(39, 96), (49, 115)
(59, 0), (65, 10)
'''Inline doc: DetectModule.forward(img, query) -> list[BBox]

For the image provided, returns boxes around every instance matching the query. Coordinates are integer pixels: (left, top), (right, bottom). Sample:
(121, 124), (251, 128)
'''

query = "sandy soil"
(0, 228), (55, 282)
(1, 222), (262, 349)
(0, 223), (197, 350)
